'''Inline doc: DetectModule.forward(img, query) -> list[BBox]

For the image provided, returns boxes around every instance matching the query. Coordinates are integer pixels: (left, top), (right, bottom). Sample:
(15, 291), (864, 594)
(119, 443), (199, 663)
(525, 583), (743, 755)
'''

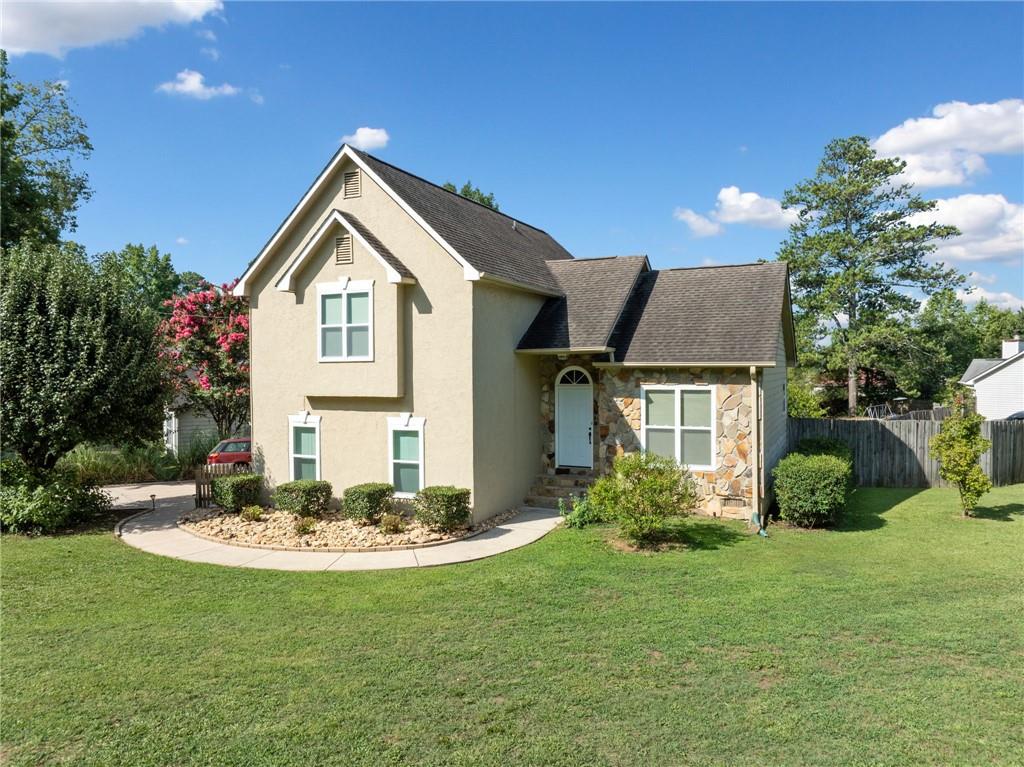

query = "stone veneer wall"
(540, 357), (755, 517)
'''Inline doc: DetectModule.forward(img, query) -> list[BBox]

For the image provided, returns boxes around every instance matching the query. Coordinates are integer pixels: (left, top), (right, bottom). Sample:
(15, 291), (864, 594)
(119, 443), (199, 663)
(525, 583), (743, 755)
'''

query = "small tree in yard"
(0, 241), (169, 476)
(930, 405), (992, 517)
(161, 280), (249, 439)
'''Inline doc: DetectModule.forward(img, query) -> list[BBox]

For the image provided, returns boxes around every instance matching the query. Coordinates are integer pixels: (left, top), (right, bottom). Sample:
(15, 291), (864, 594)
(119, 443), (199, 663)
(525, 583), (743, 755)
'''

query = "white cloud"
(967, 271), (997, 285)
(200, 47), (220, 61)
(175, 236), (189, 246)
(957, 286), (1024, 311)
(873, 99), (1024, 188)
(674, 186), (795, 237)
(910, 194), (1023, 264)
(156, 69), (239, 100)
(5, 0), (221, 57)
(341, 127), (390, 151)
(248, 90), (264, 105)
(713, 186), (798, 228)
(196, 28), (217, 42)
(673, 208), (723, 237)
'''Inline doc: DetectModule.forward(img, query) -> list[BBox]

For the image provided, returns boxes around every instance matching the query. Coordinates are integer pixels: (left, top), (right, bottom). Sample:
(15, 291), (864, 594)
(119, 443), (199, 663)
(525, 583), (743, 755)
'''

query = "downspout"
(749, 365), (765, 534)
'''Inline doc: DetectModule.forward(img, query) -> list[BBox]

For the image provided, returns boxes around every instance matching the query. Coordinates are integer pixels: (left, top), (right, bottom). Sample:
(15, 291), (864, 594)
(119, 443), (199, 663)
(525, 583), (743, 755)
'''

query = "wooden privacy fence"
(194, 463), (250, 508)
(788, 418), (1024, 488)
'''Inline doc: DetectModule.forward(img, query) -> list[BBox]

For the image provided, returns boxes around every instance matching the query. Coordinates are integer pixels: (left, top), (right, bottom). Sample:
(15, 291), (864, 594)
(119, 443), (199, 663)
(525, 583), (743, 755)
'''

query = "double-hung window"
(641, 385), (716, 471)
(387, 415), (425, 497)
(289, 413), (321, 480)
(317, 279), (373, 362)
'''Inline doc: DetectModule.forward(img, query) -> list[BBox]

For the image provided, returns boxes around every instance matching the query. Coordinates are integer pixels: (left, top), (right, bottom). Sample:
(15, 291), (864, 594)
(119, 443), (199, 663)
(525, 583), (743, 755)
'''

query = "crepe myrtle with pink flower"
(161, 279), (250, 439)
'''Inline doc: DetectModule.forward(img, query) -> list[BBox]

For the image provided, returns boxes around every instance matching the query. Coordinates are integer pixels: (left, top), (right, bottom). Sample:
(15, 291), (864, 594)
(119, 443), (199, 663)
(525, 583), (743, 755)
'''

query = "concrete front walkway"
(111, 481), (561, 571)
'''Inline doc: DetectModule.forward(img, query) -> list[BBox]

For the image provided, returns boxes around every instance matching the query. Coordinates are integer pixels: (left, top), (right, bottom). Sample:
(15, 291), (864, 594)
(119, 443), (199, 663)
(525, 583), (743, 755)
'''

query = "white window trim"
(386, 414), (425, 499)
(288, 412), (322, 481)
(639, 383), (717, 472)
(316, 278), (374, 363)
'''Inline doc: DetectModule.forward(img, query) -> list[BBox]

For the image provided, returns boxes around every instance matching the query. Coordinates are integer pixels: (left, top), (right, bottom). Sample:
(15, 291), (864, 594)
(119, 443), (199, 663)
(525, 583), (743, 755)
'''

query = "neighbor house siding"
(471, 282), (546, 521)
(761, 324), (789, 484)
(248, 155), (475, 501)
(164, 407), (220, 456)
(974, 357), (1024, 420)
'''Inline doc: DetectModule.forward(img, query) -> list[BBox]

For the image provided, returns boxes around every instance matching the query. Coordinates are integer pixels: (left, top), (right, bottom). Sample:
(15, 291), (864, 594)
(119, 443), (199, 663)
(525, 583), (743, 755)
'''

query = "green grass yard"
(3, 486), (1022, 766)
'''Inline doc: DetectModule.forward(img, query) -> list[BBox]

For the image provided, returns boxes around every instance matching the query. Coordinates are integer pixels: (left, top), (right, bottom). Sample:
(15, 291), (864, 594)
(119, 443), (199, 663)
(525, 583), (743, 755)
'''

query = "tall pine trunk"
(847, 360), (858, 416)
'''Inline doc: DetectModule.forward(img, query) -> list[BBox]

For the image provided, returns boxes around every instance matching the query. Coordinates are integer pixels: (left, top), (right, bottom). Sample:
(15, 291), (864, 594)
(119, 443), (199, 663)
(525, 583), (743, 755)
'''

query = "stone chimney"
(1002, 334), (1024, 359)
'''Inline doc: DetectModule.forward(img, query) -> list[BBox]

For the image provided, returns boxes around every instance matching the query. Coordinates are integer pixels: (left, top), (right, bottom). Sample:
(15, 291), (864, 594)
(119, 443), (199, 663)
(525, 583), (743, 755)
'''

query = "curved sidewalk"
(111, 481), (562, 571)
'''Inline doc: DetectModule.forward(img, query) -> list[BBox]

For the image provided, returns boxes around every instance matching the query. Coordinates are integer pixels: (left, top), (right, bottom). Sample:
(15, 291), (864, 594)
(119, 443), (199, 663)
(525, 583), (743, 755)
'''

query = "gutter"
(477, 271), (563, 298)
(593, 360), (776, 369)
(750, 365), (763, 533)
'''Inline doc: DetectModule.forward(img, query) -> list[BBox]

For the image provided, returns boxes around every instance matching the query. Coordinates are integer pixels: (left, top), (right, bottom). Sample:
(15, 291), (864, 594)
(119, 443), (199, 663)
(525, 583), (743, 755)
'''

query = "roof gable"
(234, 145), (573, 297)
(961, 351), (1024, 384)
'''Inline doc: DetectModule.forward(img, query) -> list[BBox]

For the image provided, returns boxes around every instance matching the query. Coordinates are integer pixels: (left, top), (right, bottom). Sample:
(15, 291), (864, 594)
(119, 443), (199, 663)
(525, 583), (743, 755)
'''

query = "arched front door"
(555, 367), (593, 468)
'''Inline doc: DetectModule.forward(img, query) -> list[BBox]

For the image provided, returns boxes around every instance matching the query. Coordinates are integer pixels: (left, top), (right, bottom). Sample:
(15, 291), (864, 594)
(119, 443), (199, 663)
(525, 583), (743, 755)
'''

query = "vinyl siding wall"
(974, 357), (1024, 420)
(760, 324), (789, 487)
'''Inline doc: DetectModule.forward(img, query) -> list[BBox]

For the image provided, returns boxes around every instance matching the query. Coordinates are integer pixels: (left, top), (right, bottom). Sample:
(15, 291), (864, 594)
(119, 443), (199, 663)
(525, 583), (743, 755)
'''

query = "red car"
(207, 438), (252, 466)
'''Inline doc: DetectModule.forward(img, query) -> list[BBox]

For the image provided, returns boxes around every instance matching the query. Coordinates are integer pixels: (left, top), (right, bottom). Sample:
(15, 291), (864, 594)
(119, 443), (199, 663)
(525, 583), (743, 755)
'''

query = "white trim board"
(276, 210), (414, 290)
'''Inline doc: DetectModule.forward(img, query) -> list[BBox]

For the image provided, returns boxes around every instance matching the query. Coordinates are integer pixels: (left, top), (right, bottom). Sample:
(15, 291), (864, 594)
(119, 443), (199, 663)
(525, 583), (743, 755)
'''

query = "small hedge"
(773, 453), (851, 528)
(0, 461), (111, 534)
(414, 486), (471, 532)
(795, 437), (854, 465)
(211, 473), (263, 513)
(273, 479), (333, 517)
(343, 482), (394, 523)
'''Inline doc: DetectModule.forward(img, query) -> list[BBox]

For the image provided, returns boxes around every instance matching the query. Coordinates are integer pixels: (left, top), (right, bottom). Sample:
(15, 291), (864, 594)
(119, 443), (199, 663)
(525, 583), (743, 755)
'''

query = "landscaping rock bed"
(178, 508), (517, 551)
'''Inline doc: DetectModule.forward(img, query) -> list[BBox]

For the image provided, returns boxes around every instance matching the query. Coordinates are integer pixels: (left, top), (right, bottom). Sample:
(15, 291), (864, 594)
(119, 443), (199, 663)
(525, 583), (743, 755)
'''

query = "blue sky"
(5, 1), (1023, 308)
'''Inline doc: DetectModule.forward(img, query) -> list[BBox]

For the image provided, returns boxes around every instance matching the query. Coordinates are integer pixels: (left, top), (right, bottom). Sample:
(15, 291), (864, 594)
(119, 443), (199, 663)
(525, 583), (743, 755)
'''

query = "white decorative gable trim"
(234, 145), (477, 296)
(275, 209), (414, 292)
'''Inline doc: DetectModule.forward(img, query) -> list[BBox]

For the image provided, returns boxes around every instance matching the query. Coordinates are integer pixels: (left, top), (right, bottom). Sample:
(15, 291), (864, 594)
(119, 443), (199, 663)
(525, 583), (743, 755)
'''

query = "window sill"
(393, 492), (416, 500)
(318, 356), (374, 363)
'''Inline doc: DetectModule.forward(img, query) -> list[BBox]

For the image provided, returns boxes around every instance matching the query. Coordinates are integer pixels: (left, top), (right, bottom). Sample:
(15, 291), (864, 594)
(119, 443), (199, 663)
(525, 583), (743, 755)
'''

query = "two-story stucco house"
(233, 145), (796, 522)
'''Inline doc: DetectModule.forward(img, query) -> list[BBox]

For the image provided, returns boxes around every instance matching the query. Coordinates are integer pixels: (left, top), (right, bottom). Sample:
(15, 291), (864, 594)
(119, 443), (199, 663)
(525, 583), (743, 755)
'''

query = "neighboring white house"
(959, 335), (1024, 420)
(163, 399), (219, 456)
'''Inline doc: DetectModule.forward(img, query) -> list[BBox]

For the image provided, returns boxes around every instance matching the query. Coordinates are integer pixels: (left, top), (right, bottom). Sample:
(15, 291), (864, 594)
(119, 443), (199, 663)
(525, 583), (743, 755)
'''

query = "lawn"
(3, 486), (1022, 766)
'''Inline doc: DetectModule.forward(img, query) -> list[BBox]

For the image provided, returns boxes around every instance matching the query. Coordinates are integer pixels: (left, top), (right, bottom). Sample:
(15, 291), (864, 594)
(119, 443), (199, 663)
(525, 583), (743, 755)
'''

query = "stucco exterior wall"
(471, 283), (546, 520)
(248, 156), (476, 504)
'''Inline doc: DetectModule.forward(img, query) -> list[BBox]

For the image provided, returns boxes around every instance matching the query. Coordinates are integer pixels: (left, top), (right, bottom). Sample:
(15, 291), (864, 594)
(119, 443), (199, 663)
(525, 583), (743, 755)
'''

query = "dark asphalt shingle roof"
(960, 356), (1015, 383)
(609, 262), (791, 364)
(352, 148), (573, 293)
(337, 211), (415, 280)
(518, 256), (650, 350)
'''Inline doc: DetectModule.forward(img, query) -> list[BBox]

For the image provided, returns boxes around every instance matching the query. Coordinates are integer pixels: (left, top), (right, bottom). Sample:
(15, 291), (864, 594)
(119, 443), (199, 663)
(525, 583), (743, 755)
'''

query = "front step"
(525, 470), (597, 510)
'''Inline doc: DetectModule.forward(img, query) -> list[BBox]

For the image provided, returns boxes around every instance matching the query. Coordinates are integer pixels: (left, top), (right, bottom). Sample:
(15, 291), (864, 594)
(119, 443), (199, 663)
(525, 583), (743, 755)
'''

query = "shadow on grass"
(613, 518), (746, 552)
(833, 487), (926, 532)
(973, 502), (1024, 522)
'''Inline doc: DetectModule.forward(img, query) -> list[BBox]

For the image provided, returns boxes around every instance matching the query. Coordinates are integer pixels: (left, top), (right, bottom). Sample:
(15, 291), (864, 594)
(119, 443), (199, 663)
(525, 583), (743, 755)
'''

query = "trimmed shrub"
(380, 513), (406, 535)
(239, 505), (263, 522)
(0, 461), (111, 534)
(273, 479), (333, 518)
(293, 515), (317, 535)
(343, 483), (394, 524)
(772, 453), (851, 528)
(596, 452), (699, 542)
(929, 410), (992, 516)
(414, 486), (471, 532)
(211, 473), (263, 513)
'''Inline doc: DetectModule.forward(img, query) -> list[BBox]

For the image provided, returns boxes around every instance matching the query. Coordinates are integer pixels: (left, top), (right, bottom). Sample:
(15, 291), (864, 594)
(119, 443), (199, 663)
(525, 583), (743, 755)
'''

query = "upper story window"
(316, 279), (373, 362)
(640, 384), (716, 471)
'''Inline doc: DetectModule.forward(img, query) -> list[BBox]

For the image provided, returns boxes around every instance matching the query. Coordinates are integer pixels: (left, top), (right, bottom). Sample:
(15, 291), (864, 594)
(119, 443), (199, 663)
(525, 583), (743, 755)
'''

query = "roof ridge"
(547, 255), (647, 265)
(350, 146), (555, 236)
(652, 261), (786, 273)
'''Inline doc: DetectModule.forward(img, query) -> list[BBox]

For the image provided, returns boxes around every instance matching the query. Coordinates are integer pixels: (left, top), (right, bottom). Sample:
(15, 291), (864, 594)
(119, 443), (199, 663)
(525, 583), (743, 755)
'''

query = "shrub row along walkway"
(112, 481), (561, 571)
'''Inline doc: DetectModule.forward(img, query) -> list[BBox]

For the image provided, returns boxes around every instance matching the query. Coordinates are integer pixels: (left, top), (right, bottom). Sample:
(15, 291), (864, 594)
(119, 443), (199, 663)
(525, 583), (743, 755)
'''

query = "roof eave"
(595, 360), (777, 368)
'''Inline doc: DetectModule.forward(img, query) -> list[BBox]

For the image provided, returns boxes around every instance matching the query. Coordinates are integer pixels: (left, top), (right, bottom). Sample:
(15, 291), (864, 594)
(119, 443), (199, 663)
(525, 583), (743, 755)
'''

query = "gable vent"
(343, 170), (361, 199)
(335, 234), (353, 265)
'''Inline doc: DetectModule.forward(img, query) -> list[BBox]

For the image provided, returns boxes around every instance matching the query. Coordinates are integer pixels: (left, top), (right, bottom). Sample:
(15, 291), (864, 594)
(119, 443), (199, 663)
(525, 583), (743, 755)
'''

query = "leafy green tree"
(970, 299), (1024, 358)
(929, 404), (992, 516)
(177, 270), (207, 295)
(0, 51), (93, 248)
(0, 241), (171, 476)
(778, 137), (962, 415)
(442, 180), (499, 210)
(787, 368), (826, 417)
(96, 243), (179, 312)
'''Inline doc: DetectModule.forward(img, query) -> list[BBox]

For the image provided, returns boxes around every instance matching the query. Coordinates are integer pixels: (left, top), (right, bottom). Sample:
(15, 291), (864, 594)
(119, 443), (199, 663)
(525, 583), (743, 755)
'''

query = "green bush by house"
(0, 459), (111, 534)
(795, 436), (854, 465)
(273, 479), (333, 517)
(211, 473), (263, 513)
(588, 452), (699, 542)
(414, 486), (471, 532)
(773, 453), (851, 528)
(343, 483), (394, 523)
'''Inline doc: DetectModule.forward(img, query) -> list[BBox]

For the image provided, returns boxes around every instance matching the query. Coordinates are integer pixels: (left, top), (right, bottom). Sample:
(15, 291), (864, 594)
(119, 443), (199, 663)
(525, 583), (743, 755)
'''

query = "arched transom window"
(557, 368), (591, 385)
